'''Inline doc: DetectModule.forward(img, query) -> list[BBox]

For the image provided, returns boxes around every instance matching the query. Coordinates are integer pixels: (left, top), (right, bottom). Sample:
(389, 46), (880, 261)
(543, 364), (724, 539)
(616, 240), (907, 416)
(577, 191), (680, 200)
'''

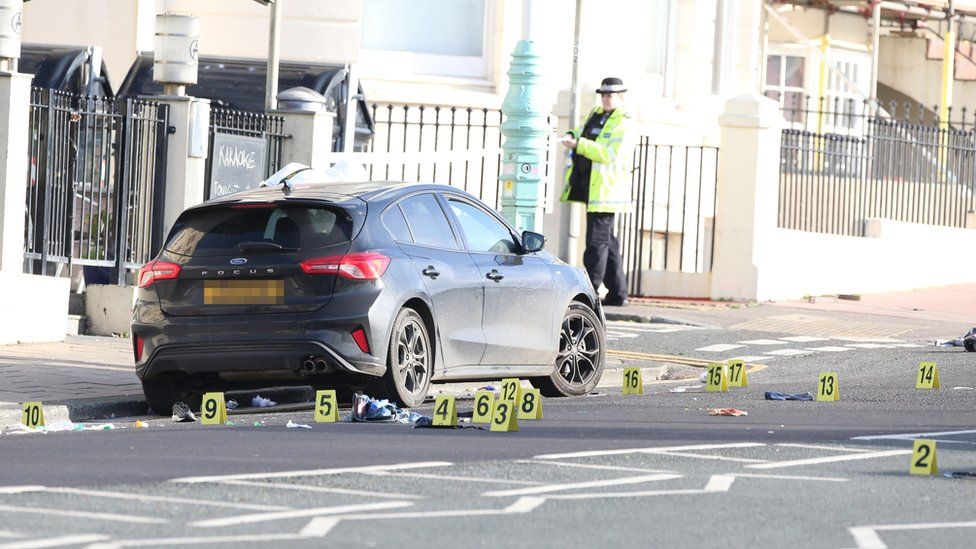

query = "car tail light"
(352, 327), (371, 354)
(134, 335), (144, 362)
(300, 252), (391, 280)
(137, 260), (181, 288)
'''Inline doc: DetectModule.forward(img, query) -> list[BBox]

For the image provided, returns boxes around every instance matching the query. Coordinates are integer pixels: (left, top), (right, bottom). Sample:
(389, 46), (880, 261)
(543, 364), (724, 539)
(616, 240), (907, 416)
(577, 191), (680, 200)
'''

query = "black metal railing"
(618, 138), (720, 296)
(204, 108), (286, 199)
(779, 98), (976, 236)
(24, 88), (169, 283)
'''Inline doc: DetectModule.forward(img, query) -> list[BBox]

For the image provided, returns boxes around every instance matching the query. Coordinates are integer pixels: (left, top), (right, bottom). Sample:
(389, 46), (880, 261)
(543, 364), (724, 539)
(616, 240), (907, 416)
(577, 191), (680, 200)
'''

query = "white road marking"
(695, 344), (744, 352)
(765, 348), (814, 356)
(534, 442), (766, 460)
(0, 534), (109, 549)
(729, 473), (848, 482)
(745, 449), (911, 470)
(86, 534), (312, 549)
(545, 474), (736, 500)
(0, 533), (23, 540)
(169, 461), (452, 484)
(0, 487), (44, 495)
(730, 356), (771, 363)
(482, 473), (681, 497)
(851, 429), (976, 441)
(848, 522), (976, 549)
(299, 497), (547, 537)
(189, 500), (413, 528)
(739, 339), (788, 346)
(521, 460), (676, 474)
(844, 343), (893, 349)
(7, 486), (289, 511)
(217, 479), (425, 500)
(650, 451), (767, 463)
(606, 323), (703, 333)
(776, 443), (874, 453)
(360, 471), (542, 485)
(779, 336), (830, 342)
(0, 505), (166, 525)
(806, 346), (854, 352)
(605, 331), (638, 339)
(892, 343), (924, 348)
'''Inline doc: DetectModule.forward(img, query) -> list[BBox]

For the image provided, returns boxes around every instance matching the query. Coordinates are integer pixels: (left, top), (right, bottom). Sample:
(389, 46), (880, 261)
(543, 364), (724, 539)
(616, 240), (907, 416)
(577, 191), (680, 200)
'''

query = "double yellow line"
(608, 349), (768, 375)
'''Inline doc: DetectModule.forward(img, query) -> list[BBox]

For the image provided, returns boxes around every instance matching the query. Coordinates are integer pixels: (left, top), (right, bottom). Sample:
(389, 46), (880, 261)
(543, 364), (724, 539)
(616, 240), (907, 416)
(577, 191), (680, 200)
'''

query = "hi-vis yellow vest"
(560, 107), (633, 213)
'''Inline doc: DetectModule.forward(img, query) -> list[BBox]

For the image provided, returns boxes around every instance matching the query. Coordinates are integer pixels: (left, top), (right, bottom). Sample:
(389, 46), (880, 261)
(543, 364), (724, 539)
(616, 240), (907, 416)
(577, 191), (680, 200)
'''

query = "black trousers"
(583, 212), (627, 302)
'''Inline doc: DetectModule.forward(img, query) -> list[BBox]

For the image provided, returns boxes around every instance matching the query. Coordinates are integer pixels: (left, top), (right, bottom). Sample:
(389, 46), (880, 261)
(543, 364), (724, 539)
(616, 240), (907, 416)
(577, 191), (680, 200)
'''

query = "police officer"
(560, 77), (632, 306)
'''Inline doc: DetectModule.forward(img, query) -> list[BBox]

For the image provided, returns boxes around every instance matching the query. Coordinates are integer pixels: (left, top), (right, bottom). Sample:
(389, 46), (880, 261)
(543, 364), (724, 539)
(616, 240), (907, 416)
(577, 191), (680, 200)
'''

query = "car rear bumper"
(132, 309), (387, 380)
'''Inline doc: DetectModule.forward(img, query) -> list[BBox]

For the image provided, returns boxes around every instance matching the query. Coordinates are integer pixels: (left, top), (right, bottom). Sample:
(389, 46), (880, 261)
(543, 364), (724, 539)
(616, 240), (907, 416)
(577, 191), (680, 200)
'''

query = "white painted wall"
(878, 35), (976, 112)
(0, 274), (69, 344)
(85, 285), (136, 337)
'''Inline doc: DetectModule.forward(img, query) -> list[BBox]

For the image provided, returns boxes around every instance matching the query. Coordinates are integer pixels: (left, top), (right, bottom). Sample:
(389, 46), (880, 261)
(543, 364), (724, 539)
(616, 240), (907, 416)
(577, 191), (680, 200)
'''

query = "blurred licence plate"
(204, 280), (284, 305)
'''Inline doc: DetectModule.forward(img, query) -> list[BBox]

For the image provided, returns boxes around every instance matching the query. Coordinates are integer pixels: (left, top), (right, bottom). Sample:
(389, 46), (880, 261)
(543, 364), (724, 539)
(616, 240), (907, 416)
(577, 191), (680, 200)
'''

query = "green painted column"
(499, 40), (549, 233)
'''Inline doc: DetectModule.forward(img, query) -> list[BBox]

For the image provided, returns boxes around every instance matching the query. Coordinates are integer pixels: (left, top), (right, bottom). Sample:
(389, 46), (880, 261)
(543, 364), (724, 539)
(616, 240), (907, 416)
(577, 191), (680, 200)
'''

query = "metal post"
(940, 4), (956, 129)
(342, 65), (358, 152)
(265, 0), (282, 111)
(113, 99), (135, 285)
(566, 0), (583, 265)
(869, 0), (881, 104)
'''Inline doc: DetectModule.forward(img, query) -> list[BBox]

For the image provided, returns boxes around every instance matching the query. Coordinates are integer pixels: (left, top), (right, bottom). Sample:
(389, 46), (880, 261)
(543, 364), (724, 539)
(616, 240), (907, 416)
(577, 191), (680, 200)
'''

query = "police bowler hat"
(596, 77), (626, 94)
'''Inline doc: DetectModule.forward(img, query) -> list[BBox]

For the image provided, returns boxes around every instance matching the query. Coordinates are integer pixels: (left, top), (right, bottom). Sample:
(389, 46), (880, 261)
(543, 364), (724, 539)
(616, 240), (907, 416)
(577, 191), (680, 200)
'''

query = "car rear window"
(164, 204), (352, 257)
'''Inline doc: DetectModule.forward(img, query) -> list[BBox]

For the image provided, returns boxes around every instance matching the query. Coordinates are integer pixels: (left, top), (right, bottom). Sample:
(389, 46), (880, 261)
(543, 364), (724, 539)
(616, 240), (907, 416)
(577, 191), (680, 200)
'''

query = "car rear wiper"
(237, 241), (300, 252)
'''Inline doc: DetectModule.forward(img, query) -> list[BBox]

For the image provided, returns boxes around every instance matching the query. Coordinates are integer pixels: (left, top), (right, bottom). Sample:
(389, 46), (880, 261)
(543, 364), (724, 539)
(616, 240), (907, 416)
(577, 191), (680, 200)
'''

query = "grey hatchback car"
(132, 176), (606, 413)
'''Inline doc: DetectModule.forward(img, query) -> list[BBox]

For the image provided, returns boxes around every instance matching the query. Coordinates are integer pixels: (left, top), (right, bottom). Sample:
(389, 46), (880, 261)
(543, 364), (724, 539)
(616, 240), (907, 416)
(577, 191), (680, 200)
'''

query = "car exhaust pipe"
(314, 358), (329, 372)
(302, 358), (316, 372)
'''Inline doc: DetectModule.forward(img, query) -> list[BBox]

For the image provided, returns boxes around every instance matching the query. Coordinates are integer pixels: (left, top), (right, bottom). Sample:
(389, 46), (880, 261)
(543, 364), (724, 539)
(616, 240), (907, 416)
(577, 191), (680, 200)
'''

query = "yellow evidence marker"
(816, 372), (839, 401)
(490, 397), (519, 432)
(472, 390), (494, 424)
(315, 390), (339, 422)
(916, 362), (940, 389)
(622, 367), (643, 394)
(910, 439), (938, 476)
(201, 392), (228, 425)
(705, 363), (728, 392)
(500, 378), (522, 404)
(727, 359), (748, 388)
(518, 388), (543, 420)
(21, 402), (44, 429)
(432, 395), (458, 427)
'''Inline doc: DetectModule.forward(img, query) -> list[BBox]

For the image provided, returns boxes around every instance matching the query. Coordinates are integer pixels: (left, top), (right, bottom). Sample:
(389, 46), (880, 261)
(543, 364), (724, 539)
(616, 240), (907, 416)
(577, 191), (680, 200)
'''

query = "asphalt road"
(1, 321), (975, 548)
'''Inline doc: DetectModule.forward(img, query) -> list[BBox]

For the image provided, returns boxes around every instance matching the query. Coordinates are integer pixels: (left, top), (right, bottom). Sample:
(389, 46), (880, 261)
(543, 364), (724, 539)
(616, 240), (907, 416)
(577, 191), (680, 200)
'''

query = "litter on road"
(286, 420), (312, 429)
(226, 399), (239, 410)
(171, 402), (196, 422)
(765, 391), (814, 401)
(251, 395), (277, 408)
(669, 385), (701, 393)
(351, 393), (429, 424)
(708, 408), (748, 416)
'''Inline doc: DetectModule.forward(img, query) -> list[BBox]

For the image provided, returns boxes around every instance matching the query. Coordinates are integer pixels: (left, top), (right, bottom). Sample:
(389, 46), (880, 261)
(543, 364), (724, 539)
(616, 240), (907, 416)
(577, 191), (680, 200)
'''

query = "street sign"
(622, 367), (643, 394)
(209, 133), (268, 198)
(314, 390), (338, 423)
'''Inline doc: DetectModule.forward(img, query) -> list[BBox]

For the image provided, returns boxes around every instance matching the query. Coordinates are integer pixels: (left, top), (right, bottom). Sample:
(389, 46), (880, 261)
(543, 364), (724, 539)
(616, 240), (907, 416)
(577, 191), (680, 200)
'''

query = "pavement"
(1, 282), (975, 547)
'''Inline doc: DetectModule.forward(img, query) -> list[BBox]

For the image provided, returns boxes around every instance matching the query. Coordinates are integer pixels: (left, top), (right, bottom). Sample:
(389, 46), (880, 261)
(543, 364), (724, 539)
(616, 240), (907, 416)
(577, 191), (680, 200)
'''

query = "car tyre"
(531, 301), (606, 397)
(381, 307), (433, 407)
(142, 374), (200, 416)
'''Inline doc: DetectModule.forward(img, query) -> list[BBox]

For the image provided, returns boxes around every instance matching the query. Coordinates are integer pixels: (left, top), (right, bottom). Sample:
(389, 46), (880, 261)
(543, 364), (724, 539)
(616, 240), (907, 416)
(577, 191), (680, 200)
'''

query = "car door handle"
(422, 266), (440, 279)
(486, 269), (504, 282)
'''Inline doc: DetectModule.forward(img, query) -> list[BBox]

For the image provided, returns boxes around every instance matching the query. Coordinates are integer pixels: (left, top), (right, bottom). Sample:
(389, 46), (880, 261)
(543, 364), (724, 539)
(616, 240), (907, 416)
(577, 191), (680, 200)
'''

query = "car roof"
(205, 180), (475, 205)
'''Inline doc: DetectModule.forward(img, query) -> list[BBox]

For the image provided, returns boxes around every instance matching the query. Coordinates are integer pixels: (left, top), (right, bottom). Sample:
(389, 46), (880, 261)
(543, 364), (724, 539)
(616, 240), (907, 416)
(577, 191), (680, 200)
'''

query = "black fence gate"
(24, 88), (169, 284)
(204, 108), (285, 200)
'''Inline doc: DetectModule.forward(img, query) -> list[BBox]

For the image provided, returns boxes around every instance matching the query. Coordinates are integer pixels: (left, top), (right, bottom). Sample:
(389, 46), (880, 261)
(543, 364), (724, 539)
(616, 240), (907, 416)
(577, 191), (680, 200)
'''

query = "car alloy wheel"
(396, 317), (429, 395)
(557, 312), (600, 387)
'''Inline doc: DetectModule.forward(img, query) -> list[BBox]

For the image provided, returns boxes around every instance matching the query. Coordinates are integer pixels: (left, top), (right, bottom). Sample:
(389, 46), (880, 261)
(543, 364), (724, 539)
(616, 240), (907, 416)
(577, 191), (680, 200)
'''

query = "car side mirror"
(522, 231), (546, 253)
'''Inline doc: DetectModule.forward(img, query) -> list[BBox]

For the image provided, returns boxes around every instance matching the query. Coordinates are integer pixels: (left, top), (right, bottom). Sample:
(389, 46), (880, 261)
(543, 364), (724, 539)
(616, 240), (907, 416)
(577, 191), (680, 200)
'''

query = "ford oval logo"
(230, 258), (247, 265)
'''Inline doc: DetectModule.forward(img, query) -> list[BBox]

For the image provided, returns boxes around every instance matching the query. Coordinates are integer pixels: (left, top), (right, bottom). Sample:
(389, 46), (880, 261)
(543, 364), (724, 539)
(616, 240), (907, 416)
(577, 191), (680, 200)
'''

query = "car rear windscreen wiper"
(237, 241), (300, 253)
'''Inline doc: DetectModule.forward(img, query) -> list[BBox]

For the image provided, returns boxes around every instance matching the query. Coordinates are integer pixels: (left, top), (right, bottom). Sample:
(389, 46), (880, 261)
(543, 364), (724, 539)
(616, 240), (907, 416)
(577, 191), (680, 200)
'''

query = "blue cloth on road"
(764, 391), (814, 401)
